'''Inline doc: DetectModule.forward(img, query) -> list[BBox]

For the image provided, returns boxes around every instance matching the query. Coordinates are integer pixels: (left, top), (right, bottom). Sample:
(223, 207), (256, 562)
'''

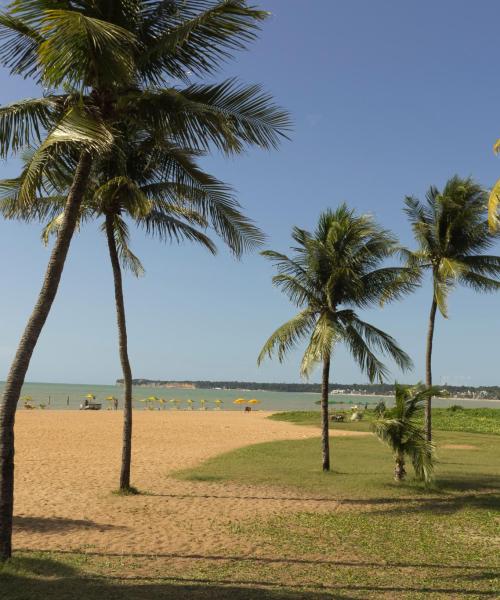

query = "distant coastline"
(117, 379), (500, 400)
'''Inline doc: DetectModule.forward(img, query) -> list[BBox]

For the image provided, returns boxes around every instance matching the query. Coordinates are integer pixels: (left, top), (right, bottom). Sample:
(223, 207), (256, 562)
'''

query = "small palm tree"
(258, 206), (417, 471)
(404, 176), (500, 442)
(372, 384), (439, 483)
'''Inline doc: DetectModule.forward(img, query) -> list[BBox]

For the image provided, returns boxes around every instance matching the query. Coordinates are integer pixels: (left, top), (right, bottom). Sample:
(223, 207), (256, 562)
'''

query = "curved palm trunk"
(321, 354), (331, 472)
(0, 153), (92, 561)
(105, 214), (133, 491)
(425, 296), (437, 442)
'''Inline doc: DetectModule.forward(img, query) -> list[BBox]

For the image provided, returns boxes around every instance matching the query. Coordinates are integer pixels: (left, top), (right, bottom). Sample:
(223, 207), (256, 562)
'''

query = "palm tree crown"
(405, 176), (500, 318)
(258, 205), (415, 381)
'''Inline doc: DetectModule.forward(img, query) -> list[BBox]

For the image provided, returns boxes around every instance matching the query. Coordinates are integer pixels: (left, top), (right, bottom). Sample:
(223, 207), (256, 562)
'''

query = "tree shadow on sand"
(13, 515), (125, 533)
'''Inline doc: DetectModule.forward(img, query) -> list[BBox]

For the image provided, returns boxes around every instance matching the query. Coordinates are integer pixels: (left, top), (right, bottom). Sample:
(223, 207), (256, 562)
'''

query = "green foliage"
(270, 407), (500, 435)
(0, 2), (290, 262)
(433, 407), (500, 435)
(372, 384), (438, 482)
(258, 206), (417, 381)
(405, 176), (500, 317)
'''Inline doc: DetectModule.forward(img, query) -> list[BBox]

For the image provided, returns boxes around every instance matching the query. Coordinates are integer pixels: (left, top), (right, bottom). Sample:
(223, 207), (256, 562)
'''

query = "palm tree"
(404, 176), (500, 443)
(0, 0), (290, 560)
(4, 137), (262, 493)
(372, 384), (438, 483)
(258, 206), (416, 471)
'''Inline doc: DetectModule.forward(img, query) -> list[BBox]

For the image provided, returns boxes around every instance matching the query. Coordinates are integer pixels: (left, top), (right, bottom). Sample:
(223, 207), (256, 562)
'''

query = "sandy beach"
(13, 411), (367, 557)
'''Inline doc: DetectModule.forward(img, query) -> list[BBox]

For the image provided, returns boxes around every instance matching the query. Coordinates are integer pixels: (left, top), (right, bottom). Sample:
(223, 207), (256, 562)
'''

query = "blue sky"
(1, 0), (500, 386)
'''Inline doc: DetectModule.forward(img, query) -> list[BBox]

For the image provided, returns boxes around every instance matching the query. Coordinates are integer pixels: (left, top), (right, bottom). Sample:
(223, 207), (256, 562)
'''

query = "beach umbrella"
(186, 398), (194, 410)
(86, 393), (96, 400)
(248, 399), (261, 405)
(214, 399), (223, 410)
(233, 398), (247, 405)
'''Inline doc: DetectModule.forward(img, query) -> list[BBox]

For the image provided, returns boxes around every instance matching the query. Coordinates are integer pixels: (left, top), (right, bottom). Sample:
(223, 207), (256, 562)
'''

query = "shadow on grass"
(0, 556), (354, 600)
(16, 548), (500, 572)
(2, 555), (497, 599)
(13, 515), (124, 533)
(341, 491), (500, 516)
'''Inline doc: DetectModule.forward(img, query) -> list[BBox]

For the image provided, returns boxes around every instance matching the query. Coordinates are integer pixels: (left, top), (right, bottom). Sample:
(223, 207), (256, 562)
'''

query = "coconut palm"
(0, 0), (290, 560)
(2, 135), (262, 493)
(404, 176), (500, 442)
(258, 206), (417, 471)
(372, 384), (439, 483)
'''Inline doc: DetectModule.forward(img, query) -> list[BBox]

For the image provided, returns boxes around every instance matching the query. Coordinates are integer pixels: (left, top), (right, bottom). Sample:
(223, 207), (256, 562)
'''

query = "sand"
(13, 411), (367, 557)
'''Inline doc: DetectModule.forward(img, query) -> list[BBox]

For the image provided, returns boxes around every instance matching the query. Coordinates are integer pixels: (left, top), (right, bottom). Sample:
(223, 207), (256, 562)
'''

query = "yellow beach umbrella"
(233, 398), (247, 405)
(86, 393), (96, 400)
(248, 399), (261, 405)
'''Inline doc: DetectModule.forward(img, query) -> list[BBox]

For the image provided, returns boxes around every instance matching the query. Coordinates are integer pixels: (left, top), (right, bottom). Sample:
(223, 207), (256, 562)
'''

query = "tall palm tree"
(0, 0), (290, 560)
(3, 136), (262, 493)
(258, 206), (416, 471)
(404, 176), (500, 442)
(372, 384), (438, 483)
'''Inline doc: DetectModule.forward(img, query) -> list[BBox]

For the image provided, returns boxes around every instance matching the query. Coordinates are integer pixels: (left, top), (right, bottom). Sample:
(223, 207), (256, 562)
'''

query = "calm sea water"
(1, 381), (498, 411)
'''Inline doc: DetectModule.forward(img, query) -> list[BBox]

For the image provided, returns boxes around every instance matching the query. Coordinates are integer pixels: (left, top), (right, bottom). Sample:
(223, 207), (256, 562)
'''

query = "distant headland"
(116, 379), (500, 399)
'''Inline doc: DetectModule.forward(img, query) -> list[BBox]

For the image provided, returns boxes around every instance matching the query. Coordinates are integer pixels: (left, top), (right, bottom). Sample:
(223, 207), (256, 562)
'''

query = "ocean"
(1, 381), (499, 411)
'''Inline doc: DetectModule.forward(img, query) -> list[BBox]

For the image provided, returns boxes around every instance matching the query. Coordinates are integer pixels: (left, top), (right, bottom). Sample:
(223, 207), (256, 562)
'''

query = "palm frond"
(106, 215), (145, 277)
(257, 309), (317, 366)
(39, 9), (137, 87)
(136, 209), (217, 254)
(0, 96), (60, 158)
(120, 79), (291, 154)
(300, 313), (337, 378)
(339, 312), (413, 381)
(488, 178), (500, 230)
(16, 104), (113, 208)
(139, 0), (269, 83)
(0, 10), (44, 78)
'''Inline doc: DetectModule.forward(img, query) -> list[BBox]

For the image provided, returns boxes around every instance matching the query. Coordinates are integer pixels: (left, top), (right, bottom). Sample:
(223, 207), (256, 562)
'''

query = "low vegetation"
(269, 407), (500, 435)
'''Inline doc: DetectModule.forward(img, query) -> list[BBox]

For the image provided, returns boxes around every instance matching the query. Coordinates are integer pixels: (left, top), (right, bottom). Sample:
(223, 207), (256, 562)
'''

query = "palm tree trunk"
(105, 214), (133, 491)
(0, 152), (92, 561)
(321, 354), (331, 472)
(394, 452), (406, 481)
(425, 296), (437, 442)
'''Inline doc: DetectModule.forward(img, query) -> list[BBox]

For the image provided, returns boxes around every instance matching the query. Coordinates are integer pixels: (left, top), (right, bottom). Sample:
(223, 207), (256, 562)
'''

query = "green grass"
(176, 430), (500, 498)
(172, 429), (500, 598)
(269, 407), (500, 435)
